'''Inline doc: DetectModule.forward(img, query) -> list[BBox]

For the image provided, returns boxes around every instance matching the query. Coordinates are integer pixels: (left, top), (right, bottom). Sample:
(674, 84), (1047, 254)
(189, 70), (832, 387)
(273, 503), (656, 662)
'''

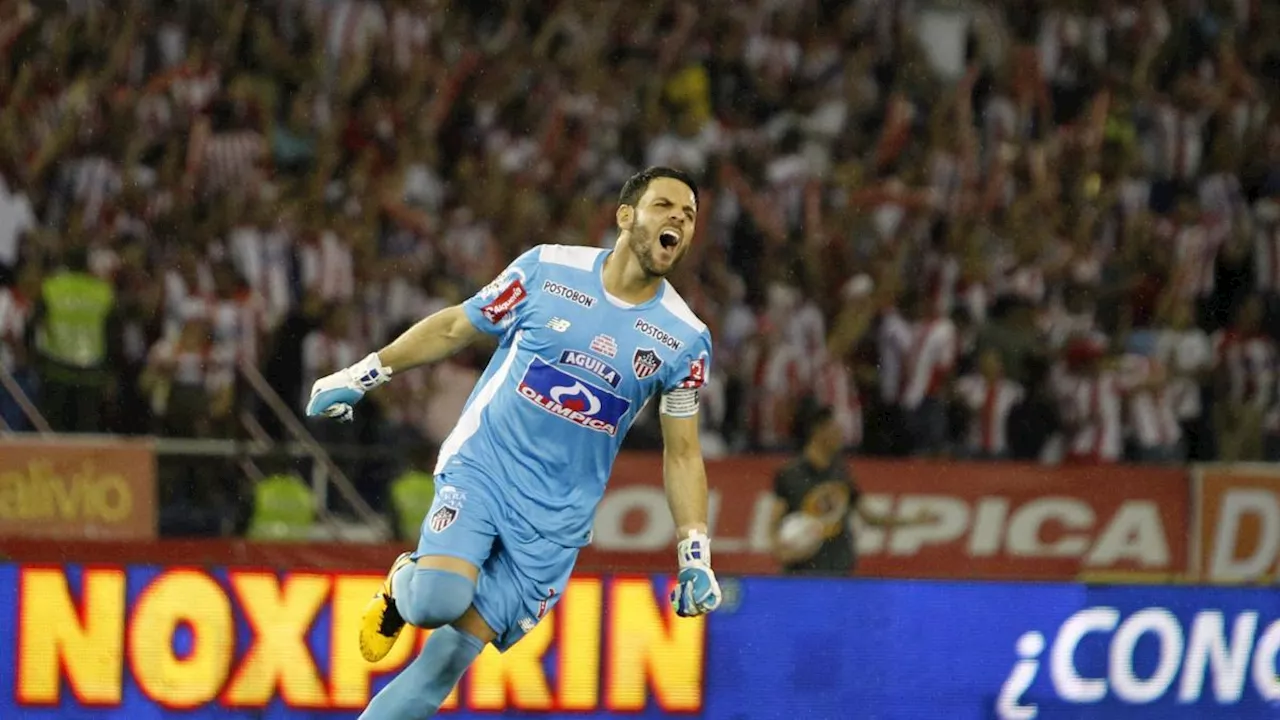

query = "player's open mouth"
(659, 229), (680, 249)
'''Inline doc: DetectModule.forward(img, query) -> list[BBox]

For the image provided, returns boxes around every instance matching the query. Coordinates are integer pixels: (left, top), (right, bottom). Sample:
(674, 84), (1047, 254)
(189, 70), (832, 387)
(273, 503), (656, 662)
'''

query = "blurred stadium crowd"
(3, 0), (1280, 485)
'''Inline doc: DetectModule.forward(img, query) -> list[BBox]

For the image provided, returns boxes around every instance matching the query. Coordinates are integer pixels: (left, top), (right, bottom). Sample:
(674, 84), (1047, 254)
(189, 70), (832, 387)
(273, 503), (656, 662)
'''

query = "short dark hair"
(618, 166), (699, 208)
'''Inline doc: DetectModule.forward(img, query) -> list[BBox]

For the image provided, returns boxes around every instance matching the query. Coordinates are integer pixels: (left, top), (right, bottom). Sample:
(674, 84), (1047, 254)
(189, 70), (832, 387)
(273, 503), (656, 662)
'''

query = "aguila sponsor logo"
(559, 350), (622, 388)
(481, 280), (527, 323)
(542, 280), (597, 309)
(634, 318), (681, 351)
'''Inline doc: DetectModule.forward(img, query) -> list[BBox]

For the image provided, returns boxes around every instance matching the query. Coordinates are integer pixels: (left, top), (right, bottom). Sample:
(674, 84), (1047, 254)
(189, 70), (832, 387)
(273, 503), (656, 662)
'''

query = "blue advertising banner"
(3, 563), (1280, 719)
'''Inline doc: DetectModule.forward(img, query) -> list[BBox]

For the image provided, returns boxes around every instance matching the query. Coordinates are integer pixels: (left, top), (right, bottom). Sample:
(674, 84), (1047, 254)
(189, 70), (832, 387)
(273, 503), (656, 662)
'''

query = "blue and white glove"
(669, 530), (722, 617)
(305, 352), (392, 422)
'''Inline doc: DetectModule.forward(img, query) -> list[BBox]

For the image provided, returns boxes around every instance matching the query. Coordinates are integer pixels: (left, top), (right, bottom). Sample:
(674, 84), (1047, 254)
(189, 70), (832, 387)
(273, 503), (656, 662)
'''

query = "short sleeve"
(658, 332), (712, 418)
(461, 247), (541, 336)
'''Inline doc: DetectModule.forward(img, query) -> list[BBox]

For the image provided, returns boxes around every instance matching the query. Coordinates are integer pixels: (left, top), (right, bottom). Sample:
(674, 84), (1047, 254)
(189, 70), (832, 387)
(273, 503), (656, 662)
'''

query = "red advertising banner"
(0, 437), (156, 540)
(1191, 465), (1280, 583)
(0, 453), (1187, 581)
(580, 455), (1189, 580)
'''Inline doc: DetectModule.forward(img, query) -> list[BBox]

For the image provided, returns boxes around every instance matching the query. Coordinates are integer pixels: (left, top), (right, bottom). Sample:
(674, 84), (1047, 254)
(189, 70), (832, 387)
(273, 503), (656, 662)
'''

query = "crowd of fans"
(3, 0), (1280, 500)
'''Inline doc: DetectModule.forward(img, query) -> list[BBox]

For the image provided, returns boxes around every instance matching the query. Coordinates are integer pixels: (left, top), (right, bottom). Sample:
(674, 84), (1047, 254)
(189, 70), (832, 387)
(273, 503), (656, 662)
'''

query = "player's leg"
(357, 608), (497, 720)
(471, 515), (578, 654)
(360, 480), (494, 662)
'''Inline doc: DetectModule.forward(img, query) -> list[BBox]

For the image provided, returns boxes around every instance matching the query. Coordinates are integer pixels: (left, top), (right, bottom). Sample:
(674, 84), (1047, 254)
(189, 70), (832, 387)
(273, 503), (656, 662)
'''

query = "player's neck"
(601, 243), (661, 305)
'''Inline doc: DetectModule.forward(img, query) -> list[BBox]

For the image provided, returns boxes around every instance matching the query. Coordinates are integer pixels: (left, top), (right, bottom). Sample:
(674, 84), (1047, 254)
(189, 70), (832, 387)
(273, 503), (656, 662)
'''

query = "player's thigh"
(451, 605), (499, 645)
(412, 475), (500, 580)
(471, 533), (578, 652)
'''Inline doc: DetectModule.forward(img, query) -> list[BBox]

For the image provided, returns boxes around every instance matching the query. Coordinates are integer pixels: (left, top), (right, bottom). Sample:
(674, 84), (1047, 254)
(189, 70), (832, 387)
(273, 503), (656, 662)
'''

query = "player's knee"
(401, 568), (475, 629)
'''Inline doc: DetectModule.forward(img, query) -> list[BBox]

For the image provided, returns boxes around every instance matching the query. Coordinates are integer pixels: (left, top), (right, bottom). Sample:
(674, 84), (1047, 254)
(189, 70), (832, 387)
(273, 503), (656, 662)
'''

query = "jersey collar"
(596, 249), (666, 311)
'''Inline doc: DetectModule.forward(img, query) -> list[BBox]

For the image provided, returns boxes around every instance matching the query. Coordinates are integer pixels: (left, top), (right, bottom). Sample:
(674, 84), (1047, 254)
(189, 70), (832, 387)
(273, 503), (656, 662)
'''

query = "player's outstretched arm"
(660, 411), (722, 618)
(305, 305), (482, 422)
(377, 304), (483, 373)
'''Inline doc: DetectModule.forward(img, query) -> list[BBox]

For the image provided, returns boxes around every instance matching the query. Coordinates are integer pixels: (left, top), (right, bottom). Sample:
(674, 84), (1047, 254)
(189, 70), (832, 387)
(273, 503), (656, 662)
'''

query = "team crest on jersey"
(517, 357), (631, 435)
(559, 350), (621, 388)
(590, 334), (618, 358)
(632, 348), (663, 379)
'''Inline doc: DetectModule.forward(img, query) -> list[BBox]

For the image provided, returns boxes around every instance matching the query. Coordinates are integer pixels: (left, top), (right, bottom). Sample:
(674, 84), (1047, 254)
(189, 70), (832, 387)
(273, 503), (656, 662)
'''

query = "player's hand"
(305, 353), (392, 422)
(670, 530), (722, 617)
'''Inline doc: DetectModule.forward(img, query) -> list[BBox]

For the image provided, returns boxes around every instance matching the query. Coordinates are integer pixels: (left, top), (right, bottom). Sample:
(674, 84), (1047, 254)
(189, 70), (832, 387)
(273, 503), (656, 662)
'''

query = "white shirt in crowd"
(1155, 328), (1212, 421)
(954, 373), (1024, 456)
(812, 350), (862, 450)
(1213, 330), (1277, 409)
(899, 316), (957, 410)
(0, 175), (34, 269)
(1055, 366), (1125, 463)
(0, 286), (31, 369)
(298, 230), (355, 302)
(1115, 354), (1182, 450)
(1253, 200), (1280, 294)
(229, 224), (294, 331)
(877, 308), (913, 405)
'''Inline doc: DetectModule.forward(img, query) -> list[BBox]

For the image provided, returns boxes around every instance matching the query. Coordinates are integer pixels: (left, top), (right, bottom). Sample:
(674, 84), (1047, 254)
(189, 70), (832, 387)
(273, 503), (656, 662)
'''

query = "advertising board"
(5, 563), (1280, 719)
(586, 455), (1188, 580)
(0, 437), (156, 540)
(1193, 465), (1280, 583)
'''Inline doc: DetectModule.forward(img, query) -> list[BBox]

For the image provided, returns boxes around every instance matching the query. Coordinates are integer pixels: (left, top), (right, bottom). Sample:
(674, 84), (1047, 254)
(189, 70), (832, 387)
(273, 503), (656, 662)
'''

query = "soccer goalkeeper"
(306, 167), (720, 719)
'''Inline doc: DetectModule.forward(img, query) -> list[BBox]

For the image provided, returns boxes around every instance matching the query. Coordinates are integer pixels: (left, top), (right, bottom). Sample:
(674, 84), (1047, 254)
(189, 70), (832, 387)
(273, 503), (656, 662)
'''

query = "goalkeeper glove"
(669, 530), (722, 617)
(305, 352), (392, 422)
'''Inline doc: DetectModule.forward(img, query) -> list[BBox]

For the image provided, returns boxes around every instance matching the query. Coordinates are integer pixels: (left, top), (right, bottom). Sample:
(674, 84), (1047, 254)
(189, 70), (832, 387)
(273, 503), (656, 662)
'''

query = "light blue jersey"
(436, 244), (712, 548)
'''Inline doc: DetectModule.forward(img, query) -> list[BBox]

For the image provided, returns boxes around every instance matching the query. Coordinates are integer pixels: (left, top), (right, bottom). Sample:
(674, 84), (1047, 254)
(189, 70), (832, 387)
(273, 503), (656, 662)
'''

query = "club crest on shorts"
(428, 485), (465, 533)
(428, 506), (457, 533)
(632, 348), (662, 379)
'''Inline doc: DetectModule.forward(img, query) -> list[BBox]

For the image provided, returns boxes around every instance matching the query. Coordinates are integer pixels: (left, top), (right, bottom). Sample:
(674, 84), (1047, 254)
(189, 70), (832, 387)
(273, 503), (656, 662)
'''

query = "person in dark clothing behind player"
(769, 404), (926, 575)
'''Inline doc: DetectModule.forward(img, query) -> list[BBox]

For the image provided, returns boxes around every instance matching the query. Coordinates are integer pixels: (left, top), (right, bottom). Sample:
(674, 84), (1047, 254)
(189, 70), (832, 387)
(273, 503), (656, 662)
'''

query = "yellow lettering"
(0, 470), (17, 515)
(128, 569), (233, 709)
(606, 578), (704, 712)
(467, 617), (554, 710)
(17, 566), (125, 705)
(223, 571), (330, 708)
(0, 461), (133, 523)
(559, 577), (602, 709)
(96, 474), (132, 521)
(328, 574), (425, 710)
(50, 465), (79, 518)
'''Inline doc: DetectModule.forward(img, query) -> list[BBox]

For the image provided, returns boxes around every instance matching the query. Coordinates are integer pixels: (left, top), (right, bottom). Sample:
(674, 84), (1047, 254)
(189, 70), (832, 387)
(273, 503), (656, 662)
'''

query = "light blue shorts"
(412, 468), (576, 651)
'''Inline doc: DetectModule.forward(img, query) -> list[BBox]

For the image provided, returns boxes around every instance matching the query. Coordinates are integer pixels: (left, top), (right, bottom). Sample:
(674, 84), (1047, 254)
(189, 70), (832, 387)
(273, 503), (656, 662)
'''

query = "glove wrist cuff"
(676, 529), (711, 569)
(348, 352), (393, 390)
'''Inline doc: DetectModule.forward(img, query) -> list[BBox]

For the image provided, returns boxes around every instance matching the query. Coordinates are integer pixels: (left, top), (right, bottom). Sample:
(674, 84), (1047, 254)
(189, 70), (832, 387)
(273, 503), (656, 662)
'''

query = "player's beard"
(629, 222), (687, 279)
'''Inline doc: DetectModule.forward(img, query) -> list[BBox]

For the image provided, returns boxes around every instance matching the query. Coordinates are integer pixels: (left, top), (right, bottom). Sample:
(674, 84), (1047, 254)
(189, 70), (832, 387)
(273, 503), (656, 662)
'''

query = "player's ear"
(616, 204), (634, 230)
